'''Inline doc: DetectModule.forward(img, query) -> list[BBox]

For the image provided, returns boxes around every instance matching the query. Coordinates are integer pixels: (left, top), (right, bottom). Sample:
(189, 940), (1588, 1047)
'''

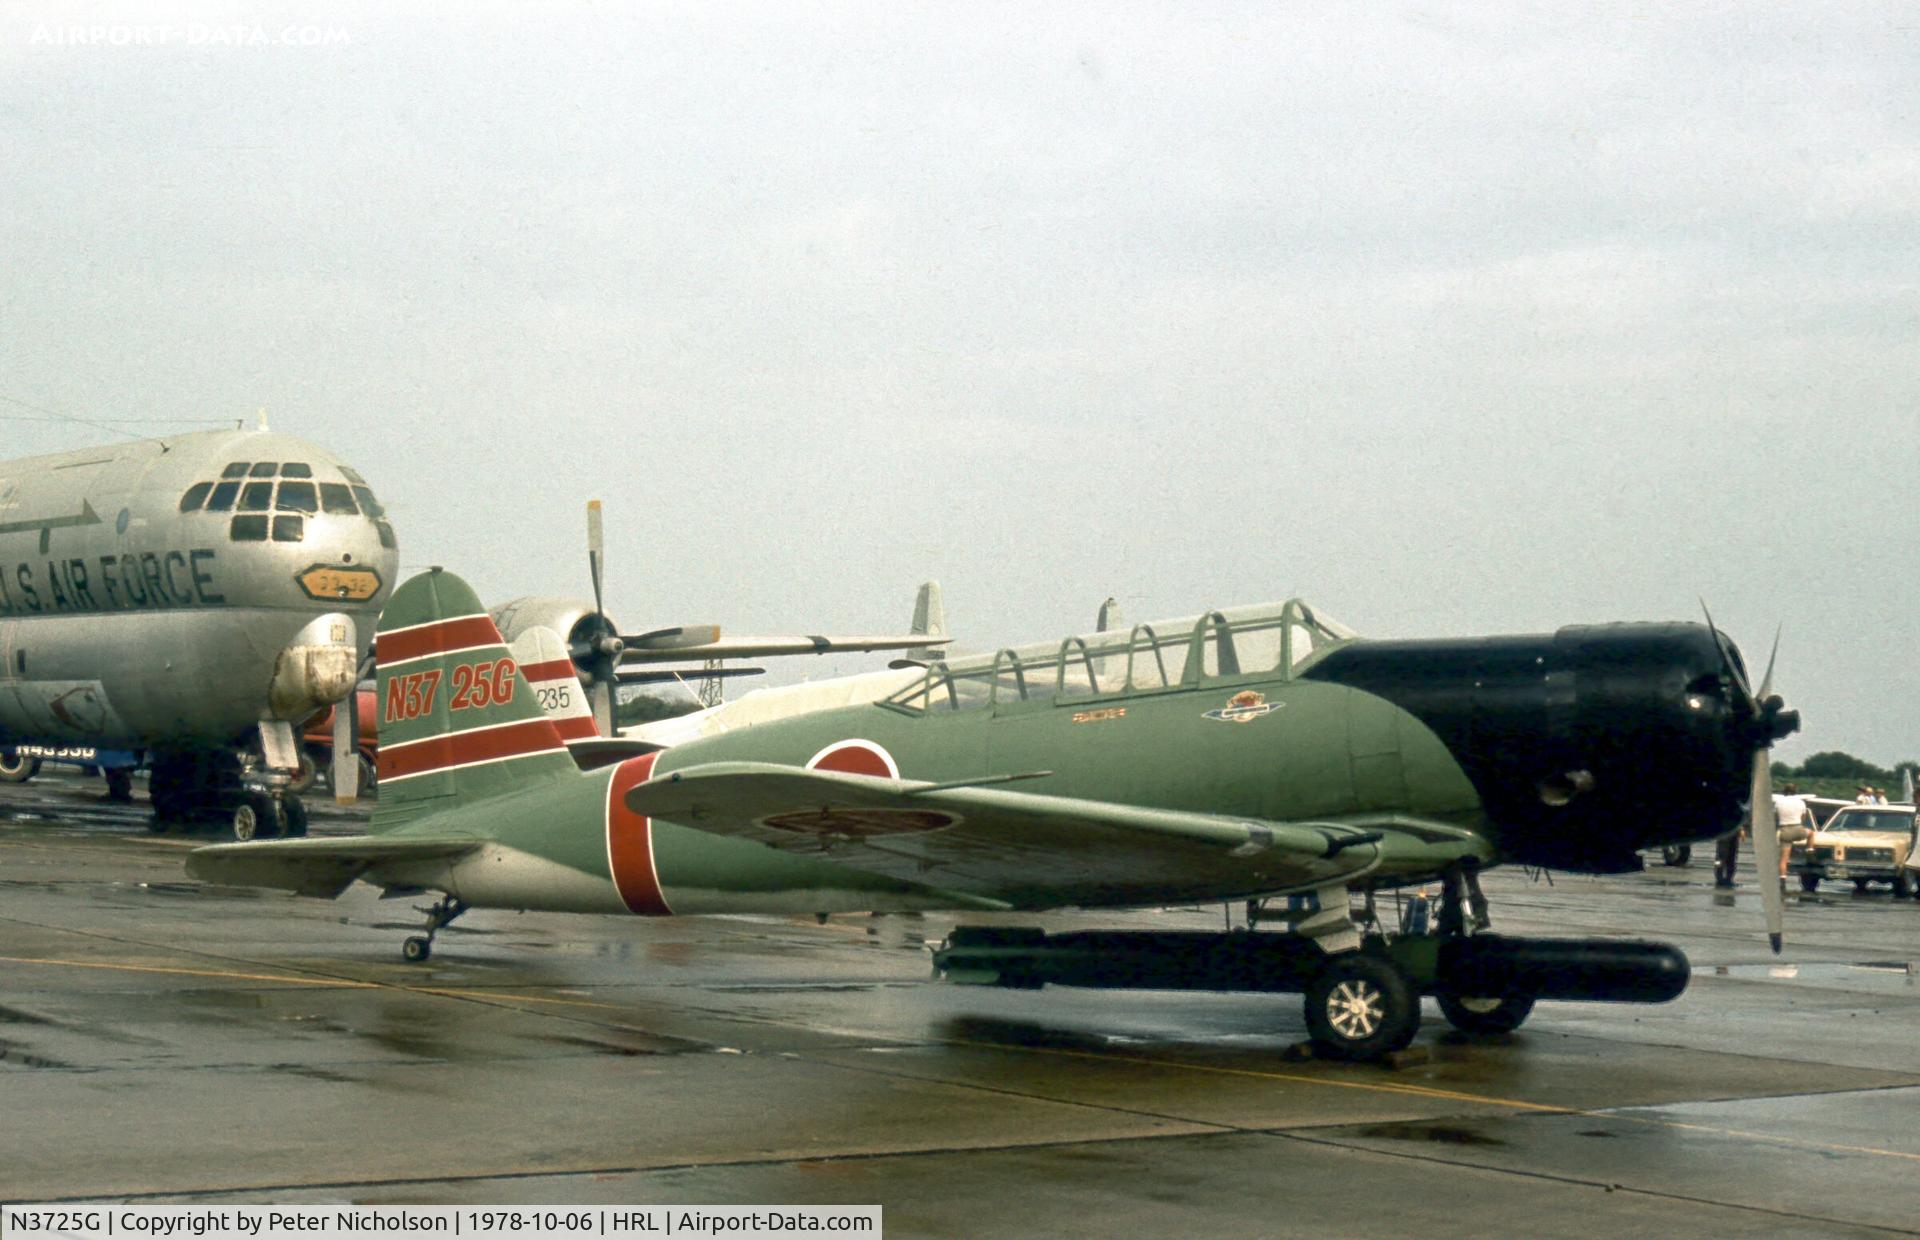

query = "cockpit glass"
(319, 483), (358, 515)
(238, 482), (273, 512)
(179, 482), (212, 513)
(351, 486), (385, 518)
(205, 481), (240, 512)
(248, 462), (278, 478)
(340, 466), (366, 484)
(229, 515), (268, 541)
(271, 515), (305, 542)
(221, 462), (249, 479)
(276, 481), (318, 513)
(281, 462), (313, 479)
(375, 519), (396, 549)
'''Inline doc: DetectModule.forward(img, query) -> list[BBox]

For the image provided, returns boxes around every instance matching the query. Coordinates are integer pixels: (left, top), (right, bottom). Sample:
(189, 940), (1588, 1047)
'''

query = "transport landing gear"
(0, 750), (41, 783)
(104, 768), (134, 803)
(402, 896), (469, 963)
(932, 863), (1689, 1063)
(149, 750), (305, 840)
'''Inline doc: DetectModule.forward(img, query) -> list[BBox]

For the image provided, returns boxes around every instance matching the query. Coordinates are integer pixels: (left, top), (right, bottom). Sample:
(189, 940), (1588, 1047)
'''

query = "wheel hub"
(1326, 978), (1384, 1038)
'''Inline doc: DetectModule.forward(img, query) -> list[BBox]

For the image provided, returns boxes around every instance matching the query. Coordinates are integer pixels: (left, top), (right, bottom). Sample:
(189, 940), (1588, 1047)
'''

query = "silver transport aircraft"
(0, 428), (398, 836)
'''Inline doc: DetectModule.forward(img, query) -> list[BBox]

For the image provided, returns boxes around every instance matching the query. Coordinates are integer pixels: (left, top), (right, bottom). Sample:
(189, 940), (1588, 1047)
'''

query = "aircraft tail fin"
(507, 625), (599, 743)
(905, 580), (945, 663)
(372, 569), (577, 830)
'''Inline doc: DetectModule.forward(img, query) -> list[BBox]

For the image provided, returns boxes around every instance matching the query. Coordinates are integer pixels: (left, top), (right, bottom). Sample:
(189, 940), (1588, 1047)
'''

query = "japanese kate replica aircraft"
(0, 428), (398, 834)
(189, 568), (1800, 1060)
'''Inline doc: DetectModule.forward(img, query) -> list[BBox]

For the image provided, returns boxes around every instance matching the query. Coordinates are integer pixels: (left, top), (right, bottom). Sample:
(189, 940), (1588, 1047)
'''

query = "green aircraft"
(188, 568), (1799, 1060)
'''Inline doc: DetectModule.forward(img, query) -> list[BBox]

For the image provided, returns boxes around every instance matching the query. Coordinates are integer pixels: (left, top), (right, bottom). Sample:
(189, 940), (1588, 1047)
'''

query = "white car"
(1794, 803), (1917, 896)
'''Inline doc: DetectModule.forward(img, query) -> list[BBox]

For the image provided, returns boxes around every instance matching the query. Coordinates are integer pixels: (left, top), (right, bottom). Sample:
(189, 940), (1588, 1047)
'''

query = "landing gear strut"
(402, 896), (469, 963)
(934, 860), (1692, 1062)
(150, 748), (305, 840)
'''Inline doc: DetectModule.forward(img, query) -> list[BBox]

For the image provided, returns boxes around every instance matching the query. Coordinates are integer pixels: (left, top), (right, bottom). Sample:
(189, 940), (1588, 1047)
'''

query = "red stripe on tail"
(380, 718), (567, 782)
(520, 658), (579, 682)
(378, 615), (502, 664)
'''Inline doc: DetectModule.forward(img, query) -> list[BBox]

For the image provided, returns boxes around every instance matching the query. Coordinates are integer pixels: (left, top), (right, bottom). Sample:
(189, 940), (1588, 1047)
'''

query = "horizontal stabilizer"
(627, 761), (1390, 903)
(187, 836), (481, 899)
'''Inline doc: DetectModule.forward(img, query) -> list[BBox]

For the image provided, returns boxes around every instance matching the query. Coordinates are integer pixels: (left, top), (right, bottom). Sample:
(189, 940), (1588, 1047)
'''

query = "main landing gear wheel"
(104, 769), (134, 803)
(1660, 844), (1691, 866)
(287, 751), (318, 795)
(402, 936), (432, 963)
(230, 792), (282, 842)
(1304, 954), (1419, 1060)
(0, 752), (41, 783)
(1437, 990), (1537, 1035)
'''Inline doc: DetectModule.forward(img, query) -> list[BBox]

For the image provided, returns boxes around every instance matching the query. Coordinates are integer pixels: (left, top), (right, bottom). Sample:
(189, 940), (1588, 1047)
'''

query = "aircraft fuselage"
(0, 429), (397, 752)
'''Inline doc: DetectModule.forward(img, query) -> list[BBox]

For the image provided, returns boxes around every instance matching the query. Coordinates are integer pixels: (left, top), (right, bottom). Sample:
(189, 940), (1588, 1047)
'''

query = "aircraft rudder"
(372, 569), (576, 828)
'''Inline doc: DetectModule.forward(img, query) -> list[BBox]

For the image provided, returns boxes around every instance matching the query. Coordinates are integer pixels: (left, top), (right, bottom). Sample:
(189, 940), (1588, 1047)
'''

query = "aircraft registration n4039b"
(190, 568), (1800, 1061)
(0, 428), (399, 834)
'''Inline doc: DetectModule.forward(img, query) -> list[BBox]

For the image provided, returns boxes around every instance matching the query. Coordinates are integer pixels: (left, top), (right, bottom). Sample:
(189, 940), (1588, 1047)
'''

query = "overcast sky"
(2, 2), (1915, 763)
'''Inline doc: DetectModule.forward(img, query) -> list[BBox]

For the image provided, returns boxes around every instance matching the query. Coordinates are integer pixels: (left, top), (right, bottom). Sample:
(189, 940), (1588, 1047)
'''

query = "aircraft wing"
(186, 837), (482, 899)
(619, 634), (951, 663)
(626, 762), (1401, 904)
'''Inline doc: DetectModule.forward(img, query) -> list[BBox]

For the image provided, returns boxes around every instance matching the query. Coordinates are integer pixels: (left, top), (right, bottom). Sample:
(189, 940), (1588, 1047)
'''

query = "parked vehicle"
(1791, 804), (1917, 896)
(0, 744), (142, 800)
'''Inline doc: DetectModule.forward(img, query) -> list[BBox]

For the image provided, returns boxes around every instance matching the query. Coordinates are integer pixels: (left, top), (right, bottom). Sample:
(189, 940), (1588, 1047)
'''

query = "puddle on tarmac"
(0, 1037), (78, 1070)
(1355, 1123), (1507, 1147)
(1710, 961), (1919, 990)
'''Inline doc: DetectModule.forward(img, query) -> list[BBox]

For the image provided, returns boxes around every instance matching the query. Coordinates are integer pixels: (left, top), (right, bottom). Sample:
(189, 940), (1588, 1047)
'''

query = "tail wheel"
(1304, 954), (1419, 1060)
(1437, 990), (1537, 1035)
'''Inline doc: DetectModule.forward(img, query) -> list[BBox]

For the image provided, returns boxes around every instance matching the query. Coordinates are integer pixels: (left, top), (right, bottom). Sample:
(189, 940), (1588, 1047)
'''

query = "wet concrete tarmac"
(2, 769), (1918, 1236)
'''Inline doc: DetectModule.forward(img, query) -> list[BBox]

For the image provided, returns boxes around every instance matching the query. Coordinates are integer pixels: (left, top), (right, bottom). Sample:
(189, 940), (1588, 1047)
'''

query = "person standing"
(1774, 782), (1812, 877)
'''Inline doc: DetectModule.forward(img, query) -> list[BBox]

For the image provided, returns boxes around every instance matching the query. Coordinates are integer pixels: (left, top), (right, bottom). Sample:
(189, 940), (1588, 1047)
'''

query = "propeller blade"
(1698, 599), (1753, 704)
(1751, 751), (1782, 953)
(591, 680), (613, 738)
(1756, 624), (1782, 703)
(587, 499), (606, 618)
(332, 693), (360, 804)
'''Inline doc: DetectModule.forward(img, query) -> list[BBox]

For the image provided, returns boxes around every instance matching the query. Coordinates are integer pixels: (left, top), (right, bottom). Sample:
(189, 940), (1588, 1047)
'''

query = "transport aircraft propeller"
(576, 500), (627, 736)
(1701, 604), (1798, 952)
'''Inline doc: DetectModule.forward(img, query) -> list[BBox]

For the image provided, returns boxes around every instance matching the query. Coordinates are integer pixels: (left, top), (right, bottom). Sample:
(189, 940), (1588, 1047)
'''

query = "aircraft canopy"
(885, 599), (1357, 713)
